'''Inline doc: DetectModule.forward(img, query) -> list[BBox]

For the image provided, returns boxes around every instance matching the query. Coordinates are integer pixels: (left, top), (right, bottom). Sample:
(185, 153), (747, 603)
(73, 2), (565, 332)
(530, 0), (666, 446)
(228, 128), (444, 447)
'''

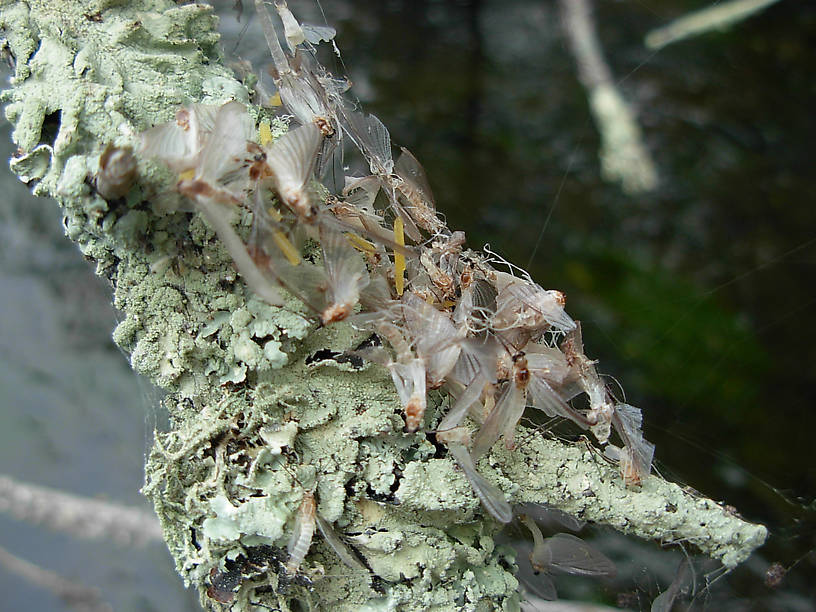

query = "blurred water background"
(1, 0), (814, 609)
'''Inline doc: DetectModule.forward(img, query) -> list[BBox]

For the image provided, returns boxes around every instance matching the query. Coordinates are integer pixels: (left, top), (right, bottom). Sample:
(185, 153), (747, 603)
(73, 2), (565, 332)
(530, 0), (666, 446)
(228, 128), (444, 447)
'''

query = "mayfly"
(141, 102), (285, 306)
(525, 343), (595, 430)
(139, 104), (219, 174)
(354, 321), (427, 432)
(400, 292), (464, 388)
(561, 323), (615, 443)
(340, 109), (423, 242)
(249, 218), (370, 325)
(471, 351), (531, 459)
(492, 271), (576, 337)
(284, 489), (366, 574)
(393, 147), (445, 236)
(274, 1), (337, 51)
(255, 0), (342, 137)
(176, 101), (256, 205)
(521, 515), (616, 600)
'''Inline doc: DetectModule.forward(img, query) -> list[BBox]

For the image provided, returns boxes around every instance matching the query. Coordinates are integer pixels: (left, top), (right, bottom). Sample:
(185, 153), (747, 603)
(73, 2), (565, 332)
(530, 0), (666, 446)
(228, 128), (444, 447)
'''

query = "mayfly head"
(314, 116), (335, 138)
(512, 352), (530, 387)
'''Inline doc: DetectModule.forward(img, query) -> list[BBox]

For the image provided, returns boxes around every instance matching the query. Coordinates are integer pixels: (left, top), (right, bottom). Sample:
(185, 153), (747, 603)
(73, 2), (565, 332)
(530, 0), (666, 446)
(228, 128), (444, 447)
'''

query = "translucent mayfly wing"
(139, 104), (219, 173)
(277, 67), (335, 133)
(301, 24), (337, 45)
(395, 147), (435, 208)
(437, 371), (487, 432)
(651, 558), (693, 612)
(515, 503), (586, 532)
(447, 443), (512, 524)
(193, 197), (284, 306)
(527, 373), (592, 429)
(394, 147), (444, 234)
(318, 224), (370, 324)
(314, 514), (366, 571)
(531, 533), (617, 578)
(264, 122), (323, 219)
(194, 101), (255, 200)
(611, 403), (655, 486)
(342, 110), (393, 176)
(401, 292), (462, 386)
(342, 175), (381, 211)
(493, 277), (576, 334)
(471, 380), (525, 460)
(254, 0), (289, 76)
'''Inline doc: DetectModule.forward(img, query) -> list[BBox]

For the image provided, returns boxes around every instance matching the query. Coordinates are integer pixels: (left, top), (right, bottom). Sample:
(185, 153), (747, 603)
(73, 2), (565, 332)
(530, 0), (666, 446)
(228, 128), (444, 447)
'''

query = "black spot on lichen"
(40, 110), (61, 146)
(305, 348), (364, 369)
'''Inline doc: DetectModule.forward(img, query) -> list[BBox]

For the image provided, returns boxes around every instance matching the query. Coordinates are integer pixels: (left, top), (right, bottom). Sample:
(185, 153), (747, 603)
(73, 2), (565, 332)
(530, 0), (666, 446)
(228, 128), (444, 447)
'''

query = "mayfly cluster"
(139, 0), (654, 585)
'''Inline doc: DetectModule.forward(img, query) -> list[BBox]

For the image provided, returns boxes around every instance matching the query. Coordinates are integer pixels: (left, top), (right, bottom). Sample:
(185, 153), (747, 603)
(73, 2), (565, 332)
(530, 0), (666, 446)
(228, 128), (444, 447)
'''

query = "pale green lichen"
(1, 1), (766, 610)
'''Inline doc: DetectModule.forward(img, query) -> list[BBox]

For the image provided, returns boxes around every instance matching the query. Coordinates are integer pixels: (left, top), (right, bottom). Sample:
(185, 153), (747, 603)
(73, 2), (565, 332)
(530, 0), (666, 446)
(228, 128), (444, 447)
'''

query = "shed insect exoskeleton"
(340, 109), (423, 242)
(492, 271), (576, 336)
(317, 224), (370, 324)
(142, 102), (285, 307)
(314, 513), (367, 571)
(561, 323), (615, 443)
(400, 292), (463, 388)
(607, 403), (655, 487)
(286, 491), (316, 574)
(177, 101), (256, 206)
(359, 322), (427, 432)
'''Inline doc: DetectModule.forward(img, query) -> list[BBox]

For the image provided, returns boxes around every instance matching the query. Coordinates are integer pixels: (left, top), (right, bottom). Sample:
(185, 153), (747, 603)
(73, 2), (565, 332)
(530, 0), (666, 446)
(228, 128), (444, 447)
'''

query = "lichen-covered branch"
(0, 474), (162, 546)
(0, 1), (765, 610)
(0, 543), (112, 612)
(559, 0), (658, 194)
(645, 0), (782, 51)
